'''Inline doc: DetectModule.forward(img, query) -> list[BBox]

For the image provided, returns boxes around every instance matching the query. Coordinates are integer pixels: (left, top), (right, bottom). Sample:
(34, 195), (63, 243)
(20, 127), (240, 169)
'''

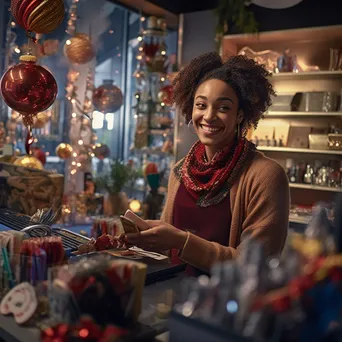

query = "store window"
(0, 0), (178, 212)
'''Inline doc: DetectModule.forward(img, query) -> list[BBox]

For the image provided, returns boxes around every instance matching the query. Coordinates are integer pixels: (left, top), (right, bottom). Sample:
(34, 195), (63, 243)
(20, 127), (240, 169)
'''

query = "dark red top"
(171, 182), (231, 276)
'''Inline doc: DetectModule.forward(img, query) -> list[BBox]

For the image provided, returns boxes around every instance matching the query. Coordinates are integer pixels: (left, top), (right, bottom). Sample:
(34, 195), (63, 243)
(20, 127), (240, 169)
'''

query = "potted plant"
(214, 0), (258, 51)
(96, 159), (131, 216)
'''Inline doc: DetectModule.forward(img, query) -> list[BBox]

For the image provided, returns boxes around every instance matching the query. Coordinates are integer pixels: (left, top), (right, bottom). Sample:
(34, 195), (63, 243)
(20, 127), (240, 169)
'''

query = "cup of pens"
(0, 236), (65, 297)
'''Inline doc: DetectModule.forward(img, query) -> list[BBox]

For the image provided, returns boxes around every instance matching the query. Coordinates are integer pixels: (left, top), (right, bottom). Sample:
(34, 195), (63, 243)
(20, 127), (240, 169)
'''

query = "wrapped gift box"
(0, 161), (64, 216)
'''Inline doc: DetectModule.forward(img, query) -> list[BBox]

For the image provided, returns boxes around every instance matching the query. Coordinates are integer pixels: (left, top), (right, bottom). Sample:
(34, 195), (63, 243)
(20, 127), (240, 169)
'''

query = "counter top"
(0, 272), (184, 342)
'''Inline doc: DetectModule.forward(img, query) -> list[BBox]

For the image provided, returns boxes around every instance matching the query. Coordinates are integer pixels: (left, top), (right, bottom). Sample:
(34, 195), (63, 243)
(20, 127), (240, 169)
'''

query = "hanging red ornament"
(158, 85), (173, 106)
(0, 55), (57, 127)
(32, 147), (46, 165)
(11, 0), (65, 34)
(143, 162), (158, 177)
(93, 80), (123, 113)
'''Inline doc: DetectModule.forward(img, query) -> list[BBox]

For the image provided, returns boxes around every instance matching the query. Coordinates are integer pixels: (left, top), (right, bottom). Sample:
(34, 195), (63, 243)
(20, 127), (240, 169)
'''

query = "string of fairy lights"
(63, 0), (99, 183)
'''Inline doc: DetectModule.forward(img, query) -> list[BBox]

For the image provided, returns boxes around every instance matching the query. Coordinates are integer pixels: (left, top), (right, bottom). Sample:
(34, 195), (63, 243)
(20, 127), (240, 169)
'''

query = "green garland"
(214, 0), (259, 51)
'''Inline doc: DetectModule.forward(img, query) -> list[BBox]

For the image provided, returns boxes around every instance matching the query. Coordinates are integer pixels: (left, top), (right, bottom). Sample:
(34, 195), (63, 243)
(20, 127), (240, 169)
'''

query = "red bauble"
(144, 162), (158, 177)
(32, 147), (46, 165)
(158, 85), (173, 106)
(0, 55), (57, 126)
(93, 144), (110, 160)
(93, 80), (123, 113)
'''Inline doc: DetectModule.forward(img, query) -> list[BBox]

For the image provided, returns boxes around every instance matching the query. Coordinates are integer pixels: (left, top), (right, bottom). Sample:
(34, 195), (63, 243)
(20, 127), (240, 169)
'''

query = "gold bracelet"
(180, 231), (190, 252)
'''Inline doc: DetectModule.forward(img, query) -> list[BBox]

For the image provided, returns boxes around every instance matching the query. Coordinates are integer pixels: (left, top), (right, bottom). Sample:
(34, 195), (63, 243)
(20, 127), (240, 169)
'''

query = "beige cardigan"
(161, 150), (290, 272)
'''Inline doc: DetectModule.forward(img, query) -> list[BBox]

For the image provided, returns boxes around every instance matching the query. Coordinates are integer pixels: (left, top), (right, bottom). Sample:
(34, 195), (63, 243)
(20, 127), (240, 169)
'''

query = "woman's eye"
(219, 106), (230, 112)
(195, 103), (206, 109)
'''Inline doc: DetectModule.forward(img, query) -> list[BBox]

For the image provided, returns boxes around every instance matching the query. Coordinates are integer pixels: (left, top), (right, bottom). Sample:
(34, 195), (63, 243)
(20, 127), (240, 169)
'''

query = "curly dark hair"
(172, 52), (275, 135)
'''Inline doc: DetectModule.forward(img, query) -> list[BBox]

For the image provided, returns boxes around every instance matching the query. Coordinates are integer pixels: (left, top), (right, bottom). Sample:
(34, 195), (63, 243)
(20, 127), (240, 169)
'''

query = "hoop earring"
(237, 123), (241, 139)
(187, 119), (196, 134)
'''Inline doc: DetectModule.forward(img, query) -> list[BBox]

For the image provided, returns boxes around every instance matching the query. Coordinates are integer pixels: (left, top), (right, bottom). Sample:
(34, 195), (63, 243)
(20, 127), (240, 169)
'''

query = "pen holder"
(0, 254), (48, 298)
(0, 252), (51, 326)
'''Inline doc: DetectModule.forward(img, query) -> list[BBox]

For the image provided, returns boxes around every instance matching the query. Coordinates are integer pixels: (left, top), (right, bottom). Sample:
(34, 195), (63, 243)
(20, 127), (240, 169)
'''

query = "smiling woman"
(124, 52), (290, 276)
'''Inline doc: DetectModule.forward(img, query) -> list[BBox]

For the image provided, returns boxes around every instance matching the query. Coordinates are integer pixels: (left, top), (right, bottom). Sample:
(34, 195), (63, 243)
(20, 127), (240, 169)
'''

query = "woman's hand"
(125, 220), (187, 252)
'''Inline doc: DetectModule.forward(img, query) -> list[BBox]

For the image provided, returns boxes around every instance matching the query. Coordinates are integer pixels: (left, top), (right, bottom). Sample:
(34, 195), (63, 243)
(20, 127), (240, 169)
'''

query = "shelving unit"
(266, 111), (342, 117)
(222, 25), (342, 229)
(271, 70), (342, 80)
(289, 183), (341, 192)
(257, 146), (342, 155)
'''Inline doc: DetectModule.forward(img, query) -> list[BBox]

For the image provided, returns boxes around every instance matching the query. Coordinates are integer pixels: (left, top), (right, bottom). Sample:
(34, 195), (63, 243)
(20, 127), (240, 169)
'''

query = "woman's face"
(192, 79), (242, 150)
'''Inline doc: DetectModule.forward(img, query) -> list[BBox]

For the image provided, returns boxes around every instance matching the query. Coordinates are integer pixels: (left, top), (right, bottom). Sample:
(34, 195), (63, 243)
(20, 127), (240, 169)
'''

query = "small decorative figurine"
(277, 48), (298, 72)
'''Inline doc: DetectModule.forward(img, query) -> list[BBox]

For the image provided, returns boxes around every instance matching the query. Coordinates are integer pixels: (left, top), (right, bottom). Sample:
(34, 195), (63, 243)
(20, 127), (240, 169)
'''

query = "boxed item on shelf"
(328, 133), (342, 150)
(287, 126), (311, 148)
(308, 134), (329, 150)
(297, 92), (339, 112)
(270, 93), (295, 112)
(298, 92), (325, 112)
(0, 162), (64, 217)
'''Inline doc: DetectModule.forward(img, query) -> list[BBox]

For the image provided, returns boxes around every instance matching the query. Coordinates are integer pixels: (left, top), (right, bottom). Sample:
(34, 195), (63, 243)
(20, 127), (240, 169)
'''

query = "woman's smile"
(199, 124), (223, 135)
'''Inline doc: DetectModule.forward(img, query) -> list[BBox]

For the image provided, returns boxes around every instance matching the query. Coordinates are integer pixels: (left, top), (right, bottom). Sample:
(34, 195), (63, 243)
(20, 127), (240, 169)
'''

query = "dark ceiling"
(147, 0), (342, 33)
(147, 0), (218, 14)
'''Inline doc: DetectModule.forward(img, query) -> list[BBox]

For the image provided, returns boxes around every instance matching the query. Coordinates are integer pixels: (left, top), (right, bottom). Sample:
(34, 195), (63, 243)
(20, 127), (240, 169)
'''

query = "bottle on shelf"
(303, 164), (314, 184)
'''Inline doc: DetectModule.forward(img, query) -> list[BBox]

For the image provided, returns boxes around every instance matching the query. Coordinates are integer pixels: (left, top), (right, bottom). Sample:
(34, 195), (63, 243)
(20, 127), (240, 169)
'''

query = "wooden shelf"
(289, 183), (341, 192)
(270, 70), (342, 80)
(257, 146), (342, 155)
(223, 25), (342, 45)
(266, 111), (342, 117)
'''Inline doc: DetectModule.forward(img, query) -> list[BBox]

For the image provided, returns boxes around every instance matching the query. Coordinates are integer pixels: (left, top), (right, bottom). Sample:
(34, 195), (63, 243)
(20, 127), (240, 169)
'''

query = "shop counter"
(0, 270), (184, 342)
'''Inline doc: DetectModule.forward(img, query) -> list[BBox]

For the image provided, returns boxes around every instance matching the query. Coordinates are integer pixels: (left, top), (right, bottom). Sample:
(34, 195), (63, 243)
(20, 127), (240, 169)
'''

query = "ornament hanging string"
(26, 31), (38, 44)
(23, 32), (37, 156)
(6, 0), (63, 155)
(23, 31), (38, 155)
(25, 127), (34, 155)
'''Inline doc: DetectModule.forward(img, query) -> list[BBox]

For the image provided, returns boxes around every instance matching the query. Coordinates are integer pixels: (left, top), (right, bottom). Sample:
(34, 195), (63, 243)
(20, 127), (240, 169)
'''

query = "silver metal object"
(30, 207), (61, 227)
(22, 224), (52, 237)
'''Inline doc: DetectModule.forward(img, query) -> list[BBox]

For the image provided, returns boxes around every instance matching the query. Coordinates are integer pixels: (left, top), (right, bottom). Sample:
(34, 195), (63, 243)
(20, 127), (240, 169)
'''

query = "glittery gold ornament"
(28, 0), (64, 34)
(11, 0), (65, 34)
(32, 112), (49, 129)
(56, 143), (73, 160)
(64, 33), (95, 65)
(14, 156), (43, 170)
